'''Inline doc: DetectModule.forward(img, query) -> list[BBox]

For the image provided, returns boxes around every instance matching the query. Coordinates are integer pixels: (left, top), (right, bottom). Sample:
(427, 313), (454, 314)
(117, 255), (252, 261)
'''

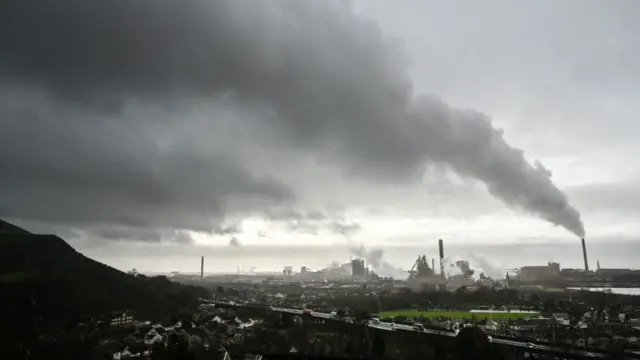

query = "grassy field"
(376, 309), (539, 321)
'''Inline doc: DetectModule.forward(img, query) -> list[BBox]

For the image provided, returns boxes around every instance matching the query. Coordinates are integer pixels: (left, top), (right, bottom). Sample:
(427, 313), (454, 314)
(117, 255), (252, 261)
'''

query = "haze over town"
(2, 0), (639, 274)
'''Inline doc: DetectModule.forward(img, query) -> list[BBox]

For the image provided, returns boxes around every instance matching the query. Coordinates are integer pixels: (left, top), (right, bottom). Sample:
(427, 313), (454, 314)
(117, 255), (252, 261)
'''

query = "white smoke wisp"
(443, 254), (505, 280)
(468, 254), (506, 279)
(443, 256), (464, 277)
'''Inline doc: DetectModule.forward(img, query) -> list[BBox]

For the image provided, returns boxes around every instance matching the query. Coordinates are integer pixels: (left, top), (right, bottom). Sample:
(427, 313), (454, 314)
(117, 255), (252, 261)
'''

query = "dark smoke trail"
(0, 0), (584, 236)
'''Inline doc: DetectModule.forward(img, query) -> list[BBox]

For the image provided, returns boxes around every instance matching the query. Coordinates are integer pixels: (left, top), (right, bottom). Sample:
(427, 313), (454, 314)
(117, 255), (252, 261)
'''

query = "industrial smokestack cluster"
(581, 238), (589, 272)
(438, 239), (446, 290)
(200, 256), (204, 279)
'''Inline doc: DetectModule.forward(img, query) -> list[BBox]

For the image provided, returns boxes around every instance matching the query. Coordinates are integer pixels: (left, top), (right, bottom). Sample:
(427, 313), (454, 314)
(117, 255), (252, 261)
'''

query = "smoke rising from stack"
(0, 0), (584, 236)
(333, 218), (405, 278)
(212, 222), (243, 236)
(444, 254), (505, 279)
(581, 238), (589, 272)
(438, 239), (446, 279)
(349, 244), (404, 278)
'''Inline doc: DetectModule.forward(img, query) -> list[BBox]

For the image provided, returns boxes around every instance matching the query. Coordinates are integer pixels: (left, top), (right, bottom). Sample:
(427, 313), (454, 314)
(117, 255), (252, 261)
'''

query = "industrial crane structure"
(407, 255), (435, 280)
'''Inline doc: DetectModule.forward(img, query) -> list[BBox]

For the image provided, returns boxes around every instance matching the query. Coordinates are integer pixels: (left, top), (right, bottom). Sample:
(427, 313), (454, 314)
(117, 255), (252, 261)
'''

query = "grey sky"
(1, 1), (638, 270)
(353, 0), (640, 154)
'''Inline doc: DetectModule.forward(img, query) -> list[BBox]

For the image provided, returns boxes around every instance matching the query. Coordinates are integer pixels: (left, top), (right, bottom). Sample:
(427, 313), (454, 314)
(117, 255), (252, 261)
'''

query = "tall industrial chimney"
(432, 258), (435, 273)
(438, 239), (446, 290)
(200, 256), (204, 279)
(581, 238), (589, 272)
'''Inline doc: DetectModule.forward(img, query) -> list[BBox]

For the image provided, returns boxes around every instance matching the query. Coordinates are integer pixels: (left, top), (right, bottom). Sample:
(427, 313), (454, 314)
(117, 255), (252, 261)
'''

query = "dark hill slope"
(0, 227), (209, 331)
(0, 218), (31, 234)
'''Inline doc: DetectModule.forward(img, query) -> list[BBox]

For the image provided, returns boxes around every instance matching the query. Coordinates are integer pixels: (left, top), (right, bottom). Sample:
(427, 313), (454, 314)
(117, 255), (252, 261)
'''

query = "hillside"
(0, 220), (209, 331)
(0, 218), (31, 234)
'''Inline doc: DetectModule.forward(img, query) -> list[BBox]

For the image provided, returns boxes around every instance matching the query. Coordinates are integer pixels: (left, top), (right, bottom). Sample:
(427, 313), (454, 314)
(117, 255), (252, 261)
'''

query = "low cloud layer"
(1, 0), (584, 242)
(212, 222), (243, 236)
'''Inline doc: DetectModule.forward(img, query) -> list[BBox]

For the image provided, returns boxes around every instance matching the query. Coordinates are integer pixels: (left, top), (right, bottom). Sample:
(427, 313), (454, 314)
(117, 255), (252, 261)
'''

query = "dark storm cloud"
(0, 0), (584, 238)
(211, 222), (243, 236)
(4, 218), (81, 240)
(261, 207), (362, 236)
(329, 220), (362, 239)
(264, 209), (326, 222)
(286, 218), (362, 237)
(5, 217), (194, 244)
(262, 208), (321, 234)
(271, 209), (363, 237)
(0, 89), (292, 233)
(91, 226), (194, 244)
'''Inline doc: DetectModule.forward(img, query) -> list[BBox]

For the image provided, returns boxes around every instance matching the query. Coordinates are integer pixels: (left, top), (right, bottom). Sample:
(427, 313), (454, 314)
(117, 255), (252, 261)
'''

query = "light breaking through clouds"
(0, 0), (584, 239)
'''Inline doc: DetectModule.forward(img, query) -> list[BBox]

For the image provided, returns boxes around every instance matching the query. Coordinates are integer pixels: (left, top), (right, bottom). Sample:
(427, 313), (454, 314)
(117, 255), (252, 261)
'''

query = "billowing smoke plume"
(444, 254), (505, 280)
(264, 209), (361, 236)
(350, 244), (382, 268)
(349, 244), (405, 278)
(468, 254), (505, 279)
(0, 0), (584, 236)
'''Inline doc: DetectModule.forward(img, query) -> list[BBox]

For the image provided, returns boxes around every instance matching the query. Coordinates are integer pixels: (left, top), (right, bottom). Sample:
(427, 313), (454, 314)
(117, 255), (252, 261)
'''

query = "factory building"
(406, 253), (445, 290)
(596, 268), (640, 278)
(283, 266), (293, 277)
(351, 259), (365, 277)
(519, 262), (560, 282)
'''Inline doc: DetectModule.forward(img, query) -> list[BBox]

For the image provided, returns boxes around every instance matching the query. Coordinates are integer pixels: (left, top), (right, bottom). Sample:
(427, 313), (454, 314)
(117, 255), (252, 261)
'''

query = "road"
(266, 306), (624, 359)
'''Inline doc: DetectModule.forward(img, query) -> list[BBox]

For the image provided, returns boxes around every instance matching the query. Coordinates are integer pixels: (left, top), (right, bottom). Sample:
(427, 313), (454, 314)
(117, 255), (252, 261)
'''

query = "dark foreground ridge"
(0, 218), (32, 235)
(0, 219), (208, 353)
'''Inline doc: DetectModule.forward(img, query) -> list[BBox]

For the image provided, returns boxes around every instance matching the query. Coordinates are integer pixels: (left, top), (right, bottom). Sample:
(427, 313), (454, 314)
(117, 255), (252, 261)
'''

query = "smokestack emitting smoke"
(581, 238), (589, 272)
(200, 256), (204, 279)
(0, 0), (585, 237)
(438, 239), (445, 277)
(438, 239), (446, 290)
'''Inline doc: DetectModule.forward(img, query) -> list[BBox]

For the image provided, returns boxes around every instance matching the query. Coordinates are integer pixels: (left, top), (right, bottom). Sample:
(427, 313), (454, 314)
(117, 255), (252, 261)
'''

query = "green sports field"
(376, 309), (539, 321)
